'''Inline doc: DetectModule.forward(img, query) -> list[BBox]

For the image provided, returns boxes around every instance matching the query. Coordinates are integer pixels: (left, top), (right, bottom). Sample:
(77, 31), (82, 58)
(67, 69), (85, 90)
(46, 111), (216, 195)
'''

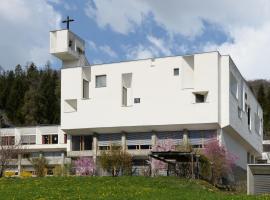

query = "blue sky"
(1, 0), (270, 79)
(52, 0), (230, 65)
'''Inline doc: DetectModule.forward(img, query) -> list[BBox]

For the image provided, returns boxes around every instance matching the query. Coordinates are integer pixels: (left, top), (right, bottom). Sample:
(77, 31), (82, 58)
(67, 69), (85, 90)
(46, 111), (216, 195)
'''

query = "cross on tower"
(62, 16), (74, 30)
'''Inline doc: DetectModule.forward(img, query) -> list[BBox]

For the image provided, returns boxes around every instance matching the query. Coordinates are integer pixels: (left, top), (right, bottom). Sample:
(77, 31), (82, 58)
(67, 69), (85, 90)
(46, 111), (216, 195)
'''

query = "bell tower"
(49, 16), (89, 68)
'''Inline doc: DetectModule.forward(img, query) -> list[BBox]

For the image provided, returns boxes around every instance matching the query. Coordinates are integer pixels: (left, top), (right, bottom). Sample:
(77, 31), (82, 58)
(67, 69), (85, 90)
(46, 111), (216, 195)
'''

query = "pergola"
(149, 150), (201, 178)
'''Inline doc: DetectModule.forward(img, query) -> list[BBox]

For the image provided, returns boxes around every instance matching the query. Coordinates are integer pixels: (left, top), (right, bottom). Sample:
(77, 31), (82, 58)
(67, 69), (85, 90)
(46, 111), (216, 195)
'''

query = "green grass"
(0, 176), (269, 200)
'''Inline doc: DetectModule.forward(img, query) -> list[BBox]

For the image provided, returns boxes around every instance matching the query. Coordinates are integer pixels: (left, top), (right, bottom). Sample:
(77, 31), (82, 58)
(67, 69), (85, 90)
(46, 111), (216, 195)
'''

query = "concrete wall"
(61, 52), (220, 131)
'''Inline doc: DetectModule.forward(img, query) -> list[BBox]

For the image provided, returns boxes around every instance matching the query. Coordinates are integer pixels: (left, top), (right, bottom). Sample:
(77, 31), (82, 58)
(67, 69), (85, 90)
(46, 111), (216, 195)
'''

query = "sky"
(0, 0), (270, 80)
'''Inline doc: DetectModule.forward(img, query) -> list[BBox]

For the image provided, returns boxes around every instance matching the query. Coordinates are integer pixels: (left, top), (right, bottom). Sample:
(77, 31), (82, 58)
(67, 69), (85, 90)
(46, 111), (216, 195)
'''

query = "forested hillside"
(248, 80), (270, 136)
(0, 64), (270, 137)
(0, 63), (60, 127)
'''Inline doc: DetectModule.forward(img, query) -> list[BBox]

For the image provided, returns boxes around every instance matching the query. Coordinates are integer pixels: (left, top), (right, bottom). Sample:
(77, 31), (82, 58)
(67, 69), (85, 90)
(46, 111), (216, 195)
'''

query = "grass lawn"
(0, 176), (269, 200)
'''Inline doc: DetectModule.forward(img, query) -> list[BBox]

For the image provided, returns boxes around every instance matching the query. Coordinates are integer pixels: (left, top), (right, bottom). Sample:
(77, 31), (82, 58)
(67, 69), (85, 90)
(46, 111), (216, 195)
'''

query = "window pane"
(84, 136), (93, 150)
(96, 75), (106, 88)
(195, 94), (205, 103)
(72, 136), (80, 151)
(173, 68), (179, 76)
(230, 72), (238, 98)
(52, 135), (58, 144)
(122, 87), (127, 106)
(83, 79), (89, 99)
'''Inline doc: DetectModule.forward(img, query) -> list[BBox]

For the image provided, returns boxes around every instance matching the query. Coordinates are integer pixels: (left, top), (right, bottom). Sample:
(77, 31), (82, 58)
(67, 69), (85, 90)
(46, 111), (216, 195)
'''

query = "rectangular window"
(72, 135), (93, 151)
(96, 75), (106, 88)
(42, 134), (58, 144)
(21, 135), (36, 145)
(230, 72), (238, 99)
(238, 107), (242, 119)
(122, 86), (127, 106)
(64, 134), (67, 144)
(83, 79), (89, 99)
(247, 152), (250, 164)
(134, 98), (140, 104)
(1, 136), (15, 146)
(173, 68), (179, 76)
(247, 107), (251, 130)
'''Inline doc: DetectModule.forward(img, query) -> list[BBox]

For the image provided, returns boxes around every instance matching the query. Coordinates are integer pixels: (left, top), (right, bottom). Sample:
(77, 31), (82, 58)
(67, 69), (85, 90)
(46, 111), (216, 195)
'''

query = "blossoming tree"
(151, 139), (175, 176)
(203, 139), (238, 184)
(74, 157), (95, 176)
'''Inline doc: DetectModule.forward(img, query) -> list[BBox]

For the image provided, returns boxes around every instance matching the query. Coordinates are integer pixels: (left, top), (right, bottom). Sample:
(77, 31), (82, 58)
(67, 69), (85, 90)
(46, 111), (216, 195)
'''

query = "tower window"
(174, 68), (179, 76)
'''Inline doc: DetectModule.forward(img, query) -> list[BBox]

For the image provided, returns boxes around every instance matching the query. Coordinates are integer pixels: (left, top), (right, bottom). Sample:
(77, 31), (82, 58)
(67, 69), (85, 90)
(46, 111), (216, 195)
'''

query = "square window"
(134, 98), (140, 104)
(195, 94), (205, 103)
(174, 68), (179, 76)
(96, 75), (107, 88)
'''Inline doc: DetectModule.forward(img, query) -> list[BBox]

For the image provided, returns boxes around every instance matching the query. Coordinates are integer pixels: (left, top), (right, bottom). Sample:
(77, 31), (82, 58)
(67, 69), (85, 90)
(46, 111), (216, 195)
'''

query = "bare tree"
(0, 139), (25, 177)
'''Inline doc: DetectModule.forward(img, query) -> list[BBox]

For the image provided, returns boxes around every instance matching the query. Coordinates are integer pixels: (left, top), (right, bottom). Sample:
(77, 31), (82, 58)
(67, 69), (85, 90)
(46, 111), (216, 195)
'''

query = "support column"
(151, 131), (157, 147)
(151, 131), (157, 177)
(121, 132), (126, 151)
(93, 133), (98, 160)
(183, 129), (189, 147)
(18, 153), (22, 176)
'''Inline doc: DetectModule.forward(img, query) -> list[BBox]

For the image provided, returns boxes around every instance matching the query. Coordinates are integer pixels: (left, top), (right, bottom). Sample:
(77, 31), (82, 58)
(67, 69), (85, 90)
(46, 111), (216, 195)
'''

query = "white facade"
(0, 29), (263, 175)
(0, 125), (68, 174)
(49, 30), (263, 170)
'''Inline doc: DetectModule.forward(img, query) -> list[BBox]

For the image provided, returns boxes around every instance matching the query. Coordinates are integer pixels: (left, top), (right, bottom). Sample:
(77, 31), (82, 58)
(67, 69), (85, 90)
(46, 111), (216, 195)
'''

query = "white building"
(0, 125), (69, 175)
(51, 29), (263, 172)
(0, 29), (263, 176)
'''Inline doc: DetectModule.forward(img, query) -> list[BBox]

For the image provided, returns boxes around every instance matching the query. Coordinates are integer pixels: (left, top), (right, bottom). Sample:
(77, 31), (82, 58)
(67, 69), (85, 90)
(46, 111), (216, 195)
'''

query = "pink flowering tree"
(74, 157), (96, 176)
(203, 139), (238, 184)
(151, 139), (175, 176)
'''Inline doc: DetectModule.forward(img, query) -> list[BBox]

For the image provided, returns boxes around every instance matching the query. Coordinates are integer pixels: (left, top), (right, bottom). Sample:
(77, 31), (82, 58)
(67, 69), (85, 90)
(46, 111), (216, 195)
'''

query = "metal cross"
(62, 16), (74, 30)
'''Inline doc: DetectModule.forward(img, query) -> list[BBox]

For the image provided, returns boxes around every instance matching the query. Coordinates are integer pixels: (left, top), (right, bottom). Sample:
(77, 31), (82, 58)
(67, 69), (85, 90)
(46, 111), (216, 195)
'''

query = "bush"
(20, 171), (32, 178)
(99, 145), (132, 176)
(203, 139), (238, 185)
(53, 165), (63, 176)
(30, 156), (48, 177)
(4, 171), (16, 177)
(74, 157), (95, 176)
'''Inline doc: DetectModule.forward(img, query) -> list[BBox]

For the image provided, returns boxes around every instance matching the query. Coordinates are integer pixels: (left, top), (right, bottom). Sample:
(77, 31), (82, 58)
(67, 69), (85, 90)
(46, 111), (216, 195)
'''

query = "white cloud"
(85, 0), (270, 79)
(85, 0), (149, 34)
(147, 35), (171, 56)
(126, 45), (153, 60)
(99, 45), (117, 58)
(0, 0), (61, 70)
(87, 40), (117, 58)
(204, 24), (270, 79)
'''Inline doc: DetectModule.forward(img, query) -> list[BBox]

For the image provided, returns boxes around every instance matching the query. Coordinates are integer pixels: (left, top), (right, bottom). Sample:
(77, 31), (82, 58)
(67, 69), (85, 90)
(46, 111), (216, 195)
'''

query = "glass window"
(83, 79), (89, 99)
(195, 94), (205, 103)
(21, 135), (36, 145)
(1, 136), (15, 146)
(42, 135), (58, 144)
(72, 135), (93, 151)
(230, 72), (238, 99)
(96, 75), (106, 88)
(122, 87), (127, 106)
(173, 68), (179, 76)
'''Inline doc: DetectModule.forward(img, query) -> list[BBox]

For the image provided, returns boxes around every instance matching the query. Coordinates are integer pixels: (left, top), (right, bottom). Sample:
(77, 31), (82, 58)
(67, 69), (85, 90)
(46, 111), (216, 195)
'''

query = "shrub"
(203, 139), (238, 185)
(74, 157), (95, 176)
(4, 171), (15, 177)
(99, 145), (132, 176)
(30, 156), (48, 177)
(20, 171), (32, 178)
(53, 165), (63, 176)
